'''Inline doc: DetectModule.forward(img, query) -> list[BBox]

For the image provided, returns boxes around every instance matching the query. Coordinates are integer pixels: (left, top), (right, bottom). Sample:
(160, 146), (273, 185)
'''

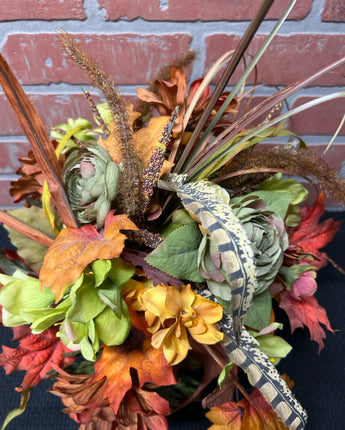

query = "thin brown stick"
(173, 0), (275, 173)
(0, 211), (55, 247)
(212, 167), (303, 183)
(0, 54), (78, 228)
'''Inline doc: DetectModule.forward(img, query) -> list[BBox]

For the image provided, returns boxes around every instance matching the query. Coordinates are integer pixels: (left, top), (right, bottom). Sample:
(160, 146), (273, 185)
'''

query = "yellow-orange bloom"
(139, 284), (224, 365)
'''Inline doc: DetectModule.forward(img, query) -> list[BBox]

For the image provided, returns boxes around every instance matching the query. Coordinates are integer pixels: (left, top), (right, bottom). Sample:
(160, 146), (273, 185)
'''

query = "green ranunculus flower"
(63, 143), (120, 229)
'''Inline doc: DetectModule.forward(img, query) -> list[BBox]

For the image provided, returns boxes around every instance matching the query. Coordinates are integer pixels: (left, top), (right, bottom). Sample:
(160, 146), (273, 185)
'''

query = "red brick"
(0, 141), (31, 174)
(2, 33), (192, 86)
(322, 0), (345, 22)
(0, 93), (101, 136)
(289, 96), (345, 136)
(98, 0), (311, 21)
(0, 0), (85, 20)
(205, 34), (345, 87)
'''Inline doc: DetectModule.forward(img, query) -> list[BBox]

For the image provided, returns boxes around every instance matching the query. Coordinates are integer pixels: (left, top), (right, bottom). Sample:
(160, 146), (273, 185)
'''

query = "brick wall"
(0, 0), (344, 208)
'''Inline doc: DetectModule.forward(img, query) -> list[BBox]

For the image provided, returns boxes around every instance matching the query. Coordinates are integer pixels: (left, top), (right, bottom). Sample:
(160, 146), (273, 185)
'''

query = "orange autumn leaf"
(0, 325), (75, 391)
(98, 104), (141, 164)
(206, 401), (242, 430)
(99, 114), (172, 174)
(133, 116), (170, 167)
(93, 336), (176, 414)
(206, 388), (289, 430)
(40, 211), (137, 301)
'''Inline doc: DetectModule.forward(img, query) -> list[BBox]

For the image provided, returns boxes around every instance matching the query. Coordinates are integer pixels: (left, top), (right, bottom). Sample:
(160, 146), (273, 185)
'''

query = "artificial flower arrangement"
(0, 1), (345, 429)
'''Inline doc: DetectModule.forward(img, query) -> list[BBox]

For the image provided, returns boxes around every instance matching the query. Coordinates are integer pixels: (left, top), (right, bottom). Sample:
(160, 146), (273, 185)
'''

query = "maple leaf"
(0, 325), (75, 391)
(93, 334), (176, 414)
(279, 290), (333, 353)
(288, 193), (341, 269)
(206, 388), (289, 430)
(39, 211), (137, 301)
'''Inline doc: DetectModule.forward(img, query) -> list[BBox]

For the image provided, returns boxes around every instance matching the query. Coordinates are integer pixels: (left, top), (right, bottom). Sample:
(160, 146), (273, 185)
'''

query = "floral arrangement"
(0, 1), (345, 429)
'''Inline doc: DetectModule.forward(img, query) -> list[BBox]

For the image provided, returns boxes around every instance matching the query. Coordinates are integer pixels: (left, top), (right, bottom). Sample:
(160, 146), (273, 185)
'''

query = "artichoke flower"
(231, 195), (289, 294)
(198, 194), (288, 299)
(63, 143), (120, 229)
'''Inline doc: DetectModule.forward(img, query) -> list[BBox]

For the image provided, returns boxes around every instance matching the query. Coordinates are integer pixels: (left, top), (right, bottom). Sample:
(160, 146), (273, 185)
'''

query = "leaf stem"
(173, 0), (276, 174)
(0, 211), (55, 247)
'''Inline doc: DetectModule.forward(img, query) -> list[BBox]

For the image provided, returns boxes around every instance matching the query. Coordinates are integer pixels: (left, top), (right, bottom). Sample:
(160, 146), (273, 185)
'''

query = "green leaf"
(244, 290), (272, 331)
(0, 273), (55, 325)
(68, 284), (106, 323)
(94, 304), (131, 346)
(62, 318), (88, 344)
(92, 259), (112, 287)
(95, 103), (113, 126)
(244, 190), (291, 221)
(6, 206), (57, 271)
(254, 333), (292, 365)
(51, 117), (94, 148)
(27, 299), (72, 332)
(259, 173), (309, 227)
(160, 209), (194, 236)
(217, 361), (234, 388)
(108, 258), (136, 287)
(1, 389), (31, 430)
(146, 222), (204, 282)
(97, 279), (123, 318)
(79, 335), (97, 362)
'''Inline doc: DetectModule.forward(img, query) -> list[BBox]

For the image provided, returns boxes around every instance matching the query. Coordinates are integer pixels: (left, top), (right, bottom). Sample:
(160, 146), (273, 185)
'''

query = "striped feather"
(198, 288), (308, 430)
(172, 175), (257, 343)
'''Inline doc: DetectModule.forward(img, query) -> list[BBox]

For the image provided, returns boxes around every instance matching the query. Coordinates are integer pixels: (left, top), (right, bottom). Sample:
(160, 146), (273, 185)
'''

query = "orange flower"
(137, 284), (224, 365)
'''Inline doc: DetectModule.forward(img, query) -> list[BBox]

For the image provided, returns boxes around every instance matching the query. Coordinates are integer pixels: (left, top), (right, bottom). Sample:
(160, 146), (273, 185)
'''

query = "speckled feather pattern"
(198, 288), (308, 430)
(174, 176), (257, 343)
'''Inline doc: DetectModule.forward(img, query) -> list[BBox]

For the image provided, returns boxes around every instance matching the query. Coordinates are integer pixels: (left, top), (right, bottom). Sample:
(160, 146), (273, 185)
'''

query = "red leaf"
(288, 193), (341, 268)
(0, 325), (75, 391)
(279, 291), (333, 353)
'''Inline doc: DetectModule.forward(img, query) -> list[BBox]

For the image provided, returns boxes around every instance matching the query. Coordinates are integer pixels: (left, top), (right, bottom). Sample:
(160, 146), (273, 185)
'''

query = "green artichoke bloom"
(231, 195), (289, 294)
(63, 143), (120, 229)
(198, 194), (288, 299)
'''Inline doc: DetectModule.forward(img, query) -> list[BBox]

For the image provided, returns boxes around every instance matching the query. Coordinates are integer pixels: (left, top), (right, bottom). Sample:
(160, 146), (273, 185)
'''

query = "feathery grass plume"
(141, 107), (179, 213)
(60, 32), (143, 220)
(83, 90), (110, 136)
(125, 229), (163, 249)
(216, 145), (345, 205)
